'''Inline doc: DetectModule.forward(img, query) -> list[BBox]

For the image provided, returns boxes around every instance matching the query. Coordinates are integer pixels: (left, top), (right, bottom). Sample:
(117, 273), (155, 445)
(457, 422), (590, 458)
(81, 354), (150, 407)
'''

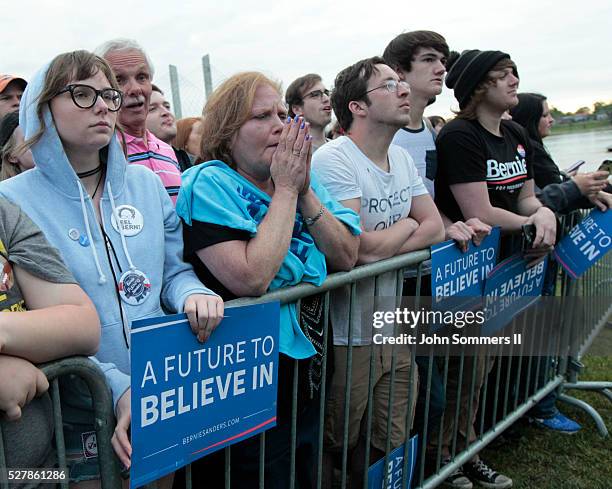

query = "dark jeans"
(173, 355), (321, 489)
(403, 274), (446, 466)
(530, 260), (560, 419)
(413, 354), (446, 472)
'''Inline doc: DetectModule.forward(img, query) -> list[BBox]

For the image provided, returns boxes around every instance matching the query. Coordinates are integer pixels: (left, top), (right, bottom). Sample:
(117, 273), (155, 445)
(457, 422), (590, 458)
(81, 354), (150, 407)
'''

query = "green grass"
(550, 119), (612, 135)
(482, 325), (612, 489)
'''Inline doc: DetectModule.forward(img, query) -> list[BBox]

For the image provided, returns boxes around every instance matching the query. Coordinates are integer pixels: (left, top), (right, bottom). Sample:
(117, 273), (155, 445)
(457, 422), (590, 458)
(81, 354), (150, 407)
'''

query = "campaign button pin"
(118, 269), (151, 305)
(68, 228), (80, 241)
(79, 235), (90, 247)
(110, 205), (144, 237)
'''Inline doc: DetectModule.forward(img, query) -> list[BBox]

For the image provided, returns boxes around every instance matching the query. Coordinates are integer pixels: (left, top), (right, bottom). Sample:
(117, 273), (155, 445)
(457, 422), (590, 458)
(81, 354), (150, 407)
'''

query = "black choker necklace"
(77, 165), (103, 178)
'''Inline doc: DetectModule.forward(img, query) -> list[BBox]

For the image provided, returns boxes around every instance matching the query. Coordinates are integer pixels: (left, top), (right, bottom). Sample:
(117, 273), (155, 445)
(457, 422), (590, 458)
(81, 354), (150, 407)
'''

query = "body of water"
(544, 128), (612, 173)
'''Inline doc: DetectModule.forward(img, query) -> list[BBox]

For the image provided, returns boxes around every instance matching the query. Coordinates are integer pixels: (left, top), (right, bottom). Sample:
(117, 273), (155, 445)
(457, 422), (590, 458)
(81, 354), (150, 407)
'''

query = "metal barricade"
(557, 211), (612, 438)
(0, 356), (121, 489)
(1, 230), (609, 489)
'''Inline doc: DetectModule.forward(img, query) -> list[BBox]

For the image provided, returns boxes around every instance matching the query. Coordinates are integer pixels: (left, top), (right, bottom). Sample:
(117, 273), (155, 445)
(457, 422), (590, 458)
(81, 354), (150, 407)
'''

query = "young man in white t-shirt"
(312, 56), (444, 487)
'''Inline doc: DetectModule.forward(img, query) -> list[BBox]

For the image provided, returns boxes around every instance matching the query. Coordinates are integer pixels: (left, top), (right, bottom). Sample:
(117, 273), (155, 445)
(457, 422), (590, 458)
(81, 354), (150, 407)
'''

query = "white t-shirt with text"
(312, 136), (428, 345)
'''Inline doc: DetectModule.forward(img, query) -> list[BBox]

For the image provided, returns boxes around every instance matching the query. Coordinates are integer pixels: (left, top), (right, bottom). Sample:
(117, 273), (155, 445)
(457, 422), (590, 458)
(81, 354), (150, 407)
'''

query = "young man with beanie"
(431, 49), (558, 489)
(437, 49), (556, 260)
(312, 56), (444, 488)
(0, 75), (27, 119)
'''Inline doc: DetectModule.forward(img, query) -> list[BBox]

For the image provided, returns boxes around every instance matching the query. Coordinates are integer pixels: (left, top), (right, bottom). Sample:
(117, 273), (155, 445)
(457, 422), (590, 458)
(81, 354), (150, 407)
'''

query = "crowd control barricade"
(2, 229), (609, 489)
(0, 356), (121, 489)
(556, 211), (612, 438)
(209, 241), (611, 489)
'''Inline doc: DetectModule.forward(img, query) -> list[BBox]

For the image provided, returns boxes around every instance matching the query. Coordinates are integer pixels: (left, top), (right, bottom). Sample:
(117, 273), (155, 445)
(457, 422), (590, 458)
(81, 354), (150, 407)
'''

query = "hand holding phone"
(597, 160), (612, 174)
(521, 223), (537, 253)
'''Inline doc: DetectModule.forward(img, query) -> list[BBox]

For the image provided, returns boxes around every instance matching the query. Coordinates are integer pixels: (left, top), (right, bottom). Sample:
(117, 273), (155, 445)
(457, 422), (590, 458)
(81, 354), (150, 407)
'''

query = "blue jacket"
(0, 62), (217, 409)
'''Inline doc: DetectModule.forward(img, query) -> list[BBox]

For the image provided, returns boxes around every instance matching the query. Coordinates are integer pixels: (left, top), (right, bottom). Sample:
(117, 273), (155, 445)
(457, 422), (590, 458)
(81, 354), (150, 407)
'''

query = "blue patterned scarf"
(176, 160), (361, 359)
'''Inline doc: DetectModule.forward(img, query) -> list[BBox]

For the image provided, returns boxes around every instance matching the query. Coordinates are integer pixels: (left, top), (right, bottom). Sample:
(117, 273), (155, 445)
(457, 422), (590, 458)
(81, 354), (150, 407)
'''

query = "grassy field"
(550, 119), (612, 135)
(481, 325), (612, 489)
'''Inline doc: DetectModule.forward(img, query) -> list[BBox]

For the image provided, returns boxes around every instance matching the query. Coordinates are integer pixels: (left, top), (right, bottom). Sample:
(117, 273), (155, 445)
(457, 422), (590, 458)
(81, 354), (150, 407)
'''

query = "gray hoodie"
(0, 61), (217, 412)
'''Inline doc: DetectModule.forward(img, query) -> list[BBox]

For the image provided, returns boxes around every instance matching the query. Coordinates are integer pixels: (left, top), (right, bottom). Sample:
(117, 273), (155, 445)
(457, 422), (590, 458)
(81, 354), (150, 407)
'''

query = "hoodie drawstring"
(107, 181), (137, 271)
(77, 180), (107, 284)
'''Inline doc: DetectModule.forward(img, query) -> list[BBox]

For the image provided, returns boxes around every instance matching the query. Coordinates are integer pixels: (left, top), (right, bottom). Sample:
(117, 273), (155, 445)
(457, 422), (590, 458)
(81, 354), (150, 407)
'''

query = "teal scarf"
(176, 160), (361, 359)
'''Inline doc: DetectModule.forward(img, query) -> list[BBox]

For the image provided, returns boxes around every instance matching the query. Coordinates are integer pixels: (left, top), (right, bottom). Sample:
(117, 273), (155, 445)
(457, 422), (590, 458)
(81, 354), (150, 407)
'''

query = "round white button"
(110, 205), (144, 237)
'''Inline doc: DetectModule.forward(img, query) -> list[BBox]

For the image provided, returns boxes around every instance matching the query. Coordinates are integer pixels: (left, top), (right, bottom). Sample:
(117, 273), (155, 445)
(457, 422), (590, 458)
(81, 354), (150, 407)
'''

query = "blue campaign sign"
(431, 227), (500, 300)
(129, 302), (280, 488)
(482, 254), (547, 335)
(553, 209), (612, 279)
(368, 436), (418, 489)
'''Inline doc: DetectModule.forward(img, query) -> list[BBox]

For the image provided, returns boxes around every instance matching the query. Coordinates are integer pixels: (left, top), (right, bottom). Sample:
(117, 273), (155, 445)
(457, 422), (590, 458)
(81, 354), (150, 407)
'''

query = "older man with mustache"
(95, 39), (182, 204)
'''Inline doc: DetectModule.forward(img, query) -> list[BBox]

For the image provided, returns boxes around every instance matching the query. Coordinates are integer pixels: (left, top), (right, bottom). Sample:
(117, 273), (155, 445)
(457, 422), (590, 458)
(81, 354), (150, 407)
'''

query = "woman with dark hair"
(510, 93), (610, 212)
(509, 94), (611, 436)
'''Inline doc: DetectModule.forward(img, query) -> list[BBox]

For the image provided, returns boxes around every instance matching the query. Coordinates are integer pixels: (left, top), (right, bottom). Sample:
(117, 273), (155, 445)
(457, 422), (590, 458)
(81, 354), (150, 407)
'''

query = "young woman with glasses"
(0, 50), (222, 486)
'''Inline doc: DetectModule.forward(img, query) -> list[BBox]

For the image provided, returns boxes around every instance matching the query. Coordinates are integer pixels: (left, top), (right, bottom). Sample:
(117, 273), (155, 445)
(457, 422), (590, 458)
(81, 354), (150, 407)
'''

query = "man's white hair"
(94, 38), (155, 78)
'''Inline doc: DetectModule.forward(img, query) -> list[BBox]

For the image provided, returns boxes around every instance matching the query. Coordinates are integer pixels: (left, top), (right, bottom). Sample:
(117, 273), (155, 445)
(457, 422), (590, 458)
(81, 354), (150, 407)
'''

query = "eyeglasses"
(303, 89), (330, 101)
(358, 79), (410, 98)
(56, 84), (123, 112)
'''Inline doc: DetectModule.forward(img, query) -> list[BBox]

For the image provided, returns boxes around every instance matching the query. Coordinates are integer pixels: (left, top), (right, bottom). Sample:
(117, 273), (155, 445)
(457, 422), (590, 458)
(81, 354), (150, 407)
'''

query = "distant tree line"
(551, 101), (612, 123)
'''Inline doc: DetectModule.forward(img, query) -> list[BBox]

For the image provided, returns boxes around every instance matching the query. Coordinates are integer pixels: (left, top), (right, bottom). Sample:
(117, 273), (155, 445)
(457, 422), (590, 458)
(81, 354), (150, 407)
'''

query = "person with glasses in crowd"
(313, 56), (444, 488)
(95, 39), (183, 204)
(285, 73), (333, 152)
(0, 50), (223, 486)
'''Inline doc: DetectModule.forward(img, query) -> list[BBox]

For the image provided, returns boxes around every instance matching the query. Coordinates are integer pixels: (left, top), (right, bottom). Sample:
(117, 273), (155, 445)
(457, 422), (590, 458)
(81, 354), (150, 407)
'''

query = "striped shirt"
(121, 130), (181, 204)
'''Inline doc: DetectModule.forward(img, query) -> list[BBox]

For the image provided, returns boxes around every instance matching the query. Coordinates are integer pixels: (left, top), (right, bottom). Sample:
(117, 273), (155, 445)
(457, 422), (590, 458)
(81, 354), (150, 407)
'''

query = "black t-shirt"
(173, 147), (195, 173)
(183, 220), (251, 301)
(434, 118), (534, 222)
(531, 139), (562, 189)
(182, 218), (330, 405)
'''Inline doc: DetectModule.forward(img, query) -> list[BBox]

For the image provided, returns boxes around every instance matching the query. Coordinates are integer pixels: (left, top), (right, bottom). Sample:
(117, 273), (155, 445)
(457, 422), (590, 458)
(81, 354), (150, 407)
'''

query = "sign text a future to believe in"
(130, 302), (280, 488)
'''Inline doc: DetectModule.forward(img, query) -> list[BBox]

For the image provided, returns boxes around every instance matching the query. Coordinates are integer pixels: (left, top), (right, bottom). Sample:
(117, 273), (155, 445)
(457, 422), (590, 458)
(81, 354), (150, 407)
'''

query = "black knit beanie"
(445, 49), (517, 109)
(0, 111), (20, 149)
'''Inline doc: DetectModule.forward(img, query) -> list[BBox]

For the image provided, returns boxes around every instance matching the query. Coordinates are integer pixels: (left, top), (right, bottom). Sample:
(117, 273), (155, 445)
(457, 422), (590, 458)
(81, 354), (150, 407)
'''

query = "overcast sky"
(2, 0), (610, 118)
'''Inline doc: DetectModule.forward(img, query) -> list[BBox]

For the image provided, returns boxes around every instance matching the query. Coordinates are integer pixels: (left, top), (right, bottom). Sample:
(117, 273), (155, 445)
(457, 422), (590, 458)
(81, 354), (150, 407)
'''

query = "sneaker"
(463, 459), (512, 489)
(531, 412), (581, 434)
(441, 458), (473, 489)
